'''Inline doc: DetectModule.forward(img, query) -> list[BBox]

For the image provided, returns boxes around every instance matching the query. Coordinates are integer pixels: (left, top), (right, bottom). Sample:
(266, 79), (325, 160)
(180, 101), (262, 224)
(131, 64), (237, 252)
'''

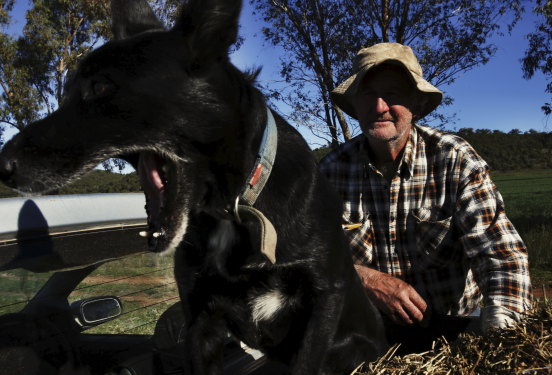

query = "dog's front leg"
(291, 287), (344, 375)
(176, 285), (226, 374)
(175, 247), (226, 374)
(186, 311), (227, 375)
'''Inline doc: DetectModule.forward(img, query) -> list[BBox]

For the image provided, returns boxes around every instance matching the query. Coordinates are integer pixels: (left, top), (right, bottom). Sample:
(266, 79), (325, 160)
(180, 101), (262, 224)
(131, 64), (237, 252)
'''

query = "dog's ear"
(111, 0), (164, 40)
(174, 0), (242, 63)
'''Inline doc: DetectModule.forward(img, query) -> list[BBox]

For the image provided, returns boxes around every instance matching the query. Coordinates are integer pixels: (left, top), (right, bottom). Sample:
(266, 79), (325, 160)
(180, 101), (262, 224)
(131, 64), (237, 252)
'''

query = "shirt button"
(390, 216), (395, 221)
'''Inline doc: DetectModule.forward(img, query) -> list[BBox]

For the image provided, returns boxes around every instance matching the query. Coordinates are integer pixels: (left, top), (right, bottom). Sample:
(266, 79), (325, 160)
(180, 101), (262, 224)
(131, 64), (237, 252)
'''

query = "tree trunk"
(381, 0), (390, 42)
(334, 106), (351, 142)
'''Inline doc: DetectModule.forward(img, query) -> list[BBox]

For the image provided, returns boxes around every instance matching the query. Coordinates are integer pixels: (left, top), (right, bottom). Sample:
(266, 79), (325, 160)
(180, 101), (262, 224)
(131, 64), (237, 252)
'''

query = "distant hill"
(314, 128), (552, 171)
(0, 170), (141, 198)
(1, 129), (550, 198)
(455, 128), (552, 171)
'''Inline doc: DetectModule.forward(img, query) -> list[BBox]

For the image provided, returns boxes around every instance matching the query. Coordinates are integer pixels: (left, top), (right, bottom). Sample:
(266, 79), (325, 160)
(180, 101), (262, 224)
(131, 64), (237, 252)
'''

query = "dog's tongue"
(137, 152), (165, 226)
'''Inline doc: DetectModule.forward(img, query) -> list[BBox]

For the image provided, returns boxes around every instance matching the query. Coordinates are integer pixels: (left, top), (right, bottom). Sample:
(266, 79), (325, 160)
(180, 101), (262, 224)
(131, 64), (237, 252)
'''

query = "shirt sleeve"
(455, 165), (533, 314)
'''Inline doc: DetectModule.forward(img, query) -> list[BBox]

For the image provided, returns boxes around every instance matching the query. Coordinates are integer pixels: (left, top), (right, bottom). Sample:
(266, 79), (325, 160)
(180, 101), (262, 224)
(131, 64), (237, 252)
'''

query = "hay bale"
(356, 299), (552, 375)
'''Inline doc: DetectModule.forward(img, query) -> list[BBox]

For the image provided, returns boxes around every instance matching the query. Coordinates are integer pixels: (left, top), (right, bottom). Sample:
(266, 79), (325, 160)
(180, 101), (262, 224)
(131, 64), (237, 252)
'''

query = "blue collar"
(239, 107), (278, 206)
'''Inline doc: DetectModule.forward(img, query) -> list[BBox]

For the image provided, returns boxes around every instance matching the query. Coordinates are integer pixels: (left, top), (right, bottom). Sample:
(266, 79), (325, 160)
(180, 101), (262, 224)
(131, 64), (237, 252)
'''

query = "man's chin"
(363, 128), (401, 142)
(362, 122), (411, 144)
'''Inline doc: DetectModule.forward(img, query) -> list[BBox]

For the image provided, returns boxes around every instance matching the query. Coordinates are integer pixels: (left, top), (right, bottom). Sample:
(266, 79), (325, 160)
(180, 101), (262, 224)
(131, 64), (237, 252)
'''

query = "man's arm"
(456, 167), (532, 331)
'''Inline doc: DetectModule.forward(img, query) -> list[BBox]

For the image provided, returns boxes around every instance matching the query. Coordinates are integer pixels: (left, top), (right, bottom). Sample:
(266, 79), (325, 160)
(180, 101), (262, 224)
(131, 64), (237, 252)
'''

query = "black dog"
(0, 0), (386, 373)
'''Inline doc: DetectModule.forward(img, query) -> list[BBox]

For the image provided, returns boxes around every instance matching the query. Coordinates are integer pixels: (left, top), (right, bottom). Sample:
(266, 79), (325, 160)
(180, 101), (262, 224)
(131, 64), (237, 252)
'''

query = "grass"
(0, 252), (178, 335)
(492, 169), (552, 288)
(0, 270), (54, 314)
(68, 252), (178, 335)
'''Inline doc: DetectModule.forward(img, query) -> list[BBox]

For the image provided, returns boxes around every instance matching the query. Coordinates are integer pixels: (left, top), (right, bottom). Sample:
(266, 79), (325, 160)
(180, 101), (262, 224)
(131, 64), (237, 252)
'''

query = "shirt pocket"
(410, 207), (456, 266)
(343, 216), (374, 265)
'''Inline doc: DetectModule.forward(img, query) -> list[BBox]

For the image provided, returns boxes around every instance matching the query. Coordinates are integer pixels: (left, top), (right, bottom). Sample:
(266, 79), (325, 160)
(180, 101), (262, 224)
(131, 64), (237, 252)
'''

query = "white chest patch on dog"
(250, 289), (286, 324)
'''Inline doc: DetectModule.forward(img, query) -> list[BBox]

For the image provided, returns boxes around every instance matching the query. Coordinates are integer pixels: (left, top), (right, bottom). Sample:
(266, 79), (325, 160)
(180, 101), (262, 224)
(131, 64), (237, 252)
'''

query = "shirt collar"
(400, 125), (418, 178)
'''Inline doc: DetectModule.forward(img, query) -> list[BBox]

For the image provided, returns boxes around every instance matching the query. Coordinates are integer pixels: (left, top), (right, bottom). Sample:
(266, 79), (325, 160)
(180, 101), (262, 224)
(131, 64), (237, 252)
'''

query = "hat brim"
(331, 60), (442, 120)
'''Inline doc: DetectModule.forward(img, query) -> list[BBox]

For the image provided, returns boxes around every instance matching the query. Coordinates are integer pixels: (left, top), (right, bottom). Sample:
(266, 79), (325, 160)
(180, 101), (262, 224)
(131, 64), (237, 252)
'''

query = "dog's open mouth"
(137, 152), (169, 247)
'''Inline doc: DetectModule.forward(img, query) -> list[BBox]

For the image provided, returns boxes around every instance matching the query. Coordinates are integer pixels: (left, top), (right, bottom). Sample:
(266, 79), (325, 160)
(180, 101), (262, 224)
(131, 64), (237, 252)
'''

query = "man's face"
(353, 65), (419, 143)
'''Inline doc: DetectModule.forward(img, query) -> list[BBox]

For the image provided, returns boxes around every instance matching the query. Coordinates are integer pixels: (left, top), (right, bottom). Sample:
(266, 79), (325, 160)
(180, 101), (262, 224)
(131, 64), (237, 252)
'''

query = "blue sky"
(4, 1), (550, 148)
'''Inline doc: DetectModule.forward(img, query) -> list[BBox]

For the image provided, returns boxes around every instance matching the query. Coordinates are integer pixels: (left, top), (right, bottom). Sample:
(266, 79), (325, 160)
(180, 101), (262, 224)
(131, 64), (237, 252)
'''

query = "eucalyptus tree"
(0, 0), (39, 143)
(251, 0), (524, 146)
(522, 0), (552, 116)
(0, 0), (180, 169)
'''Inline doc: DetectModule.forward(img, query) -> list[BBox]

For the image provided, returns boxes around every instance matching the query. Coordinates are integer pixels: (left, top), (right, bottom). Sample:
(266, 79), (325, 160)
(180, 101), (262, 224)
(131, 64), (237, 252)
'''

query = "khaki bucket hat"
(331, 43), (443, 119)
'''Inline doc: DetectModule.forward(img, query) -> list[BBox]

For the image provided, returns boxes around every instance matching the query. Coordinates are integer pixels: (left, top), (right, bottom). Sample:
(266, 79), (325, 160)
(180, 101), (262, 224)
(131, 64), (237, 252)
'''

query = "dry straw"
(355, 298), (552, 375)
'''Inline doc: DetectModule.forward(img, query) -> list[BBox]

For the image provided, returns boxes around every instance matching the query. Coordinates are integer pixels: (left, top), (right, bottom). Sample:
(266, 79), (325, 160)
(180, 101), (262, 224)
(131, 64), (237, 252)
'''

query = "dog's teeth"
(140, 230), (164, 239)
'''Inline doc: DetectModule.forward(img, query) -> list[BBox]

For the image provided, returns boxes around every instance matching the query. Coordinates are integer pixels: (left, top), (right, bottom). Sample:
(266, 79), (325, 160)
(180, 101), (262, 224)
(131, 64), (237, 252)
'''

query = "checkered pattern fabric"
(319, 124), (532, 315)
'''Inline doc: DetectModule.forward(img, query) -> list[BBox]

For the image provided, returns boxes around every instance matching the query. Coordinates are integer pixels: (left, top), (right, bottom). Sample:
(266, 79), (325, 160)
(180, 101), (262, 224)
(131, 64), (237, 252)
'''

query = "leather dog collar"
(234, 107), (278, 264)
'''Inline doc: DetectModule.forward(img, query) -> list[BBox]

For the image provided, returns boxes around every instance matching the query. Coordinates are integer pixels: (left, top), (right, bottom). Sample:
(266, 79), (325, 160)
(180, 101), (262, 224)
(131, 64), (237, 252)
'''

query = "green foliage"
(0, 0), (111, 136)
(250, 0), (523, 145)
(313, 146), (332, 162)
(522, 0), (552, 115)
(0, 1), (15, 25)
(457, 128), (552, 171)
(148, 0), (182, 28)
(0, 0), (42, 132)
(0, 30), (42, 131)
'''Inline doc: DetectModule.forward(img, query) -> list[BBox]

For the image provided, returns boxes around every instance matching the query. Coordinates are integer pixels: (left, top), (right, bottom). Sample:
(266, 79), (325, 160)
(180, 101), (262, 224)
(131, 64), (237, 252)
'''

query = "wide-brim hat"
(331, 43), (443, 119)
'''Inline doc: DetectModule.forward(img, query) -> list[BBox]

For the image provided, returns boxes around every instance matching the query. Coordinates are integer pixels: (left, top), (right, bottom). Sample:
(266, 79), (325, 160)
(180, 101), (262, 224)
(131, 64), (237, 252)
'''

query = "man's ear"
(111, 0), (165, 40)
(173, 0), (242, 64)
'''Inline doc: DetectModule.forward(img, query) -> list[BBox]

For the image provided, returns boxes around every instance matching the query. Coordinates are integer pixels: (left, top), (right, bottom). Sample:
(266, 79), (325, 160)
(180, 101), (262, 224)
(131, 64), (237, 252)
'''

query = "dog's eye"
(92, 81), (114, 98)
(82, 80), (115, 102)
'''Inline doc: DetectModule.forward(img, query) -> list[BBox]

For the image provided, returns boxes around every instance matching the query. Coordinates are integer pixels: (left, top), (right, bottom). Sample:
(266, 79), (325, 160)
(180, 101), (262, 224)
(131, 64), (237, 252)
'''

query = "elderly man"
(319, 43), (532, 353)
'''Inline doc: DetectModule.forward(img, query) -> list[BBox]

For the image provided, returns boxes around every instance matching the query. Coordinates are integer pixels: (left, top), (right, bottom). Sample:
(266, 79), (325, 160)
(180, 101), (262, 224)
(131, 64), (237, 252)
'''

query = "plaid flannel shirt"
(319, 124), (532, 315)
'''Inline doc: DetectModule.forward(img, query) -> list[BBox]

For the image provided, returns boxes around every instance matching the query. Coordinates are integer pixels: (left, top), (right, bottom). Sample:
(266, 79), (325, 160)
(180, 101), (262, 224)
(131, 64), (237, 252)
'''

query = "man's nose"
(374, 97), (390, 113)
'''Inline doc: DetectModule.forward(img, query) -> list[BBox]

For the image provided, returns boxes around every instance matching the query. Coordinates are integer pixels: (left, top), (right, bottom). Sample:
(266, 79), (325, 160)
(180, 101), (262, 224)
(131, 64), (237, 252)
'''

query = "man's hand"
(354, 264), (428, 325)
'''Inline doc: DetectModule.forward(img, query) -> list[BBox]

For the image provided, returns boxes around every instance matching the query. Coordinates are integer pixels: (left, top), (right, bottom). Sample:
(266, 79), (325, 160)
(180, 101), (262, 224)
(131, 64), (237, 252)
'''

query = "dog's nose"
(0, 157), (15, 180)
